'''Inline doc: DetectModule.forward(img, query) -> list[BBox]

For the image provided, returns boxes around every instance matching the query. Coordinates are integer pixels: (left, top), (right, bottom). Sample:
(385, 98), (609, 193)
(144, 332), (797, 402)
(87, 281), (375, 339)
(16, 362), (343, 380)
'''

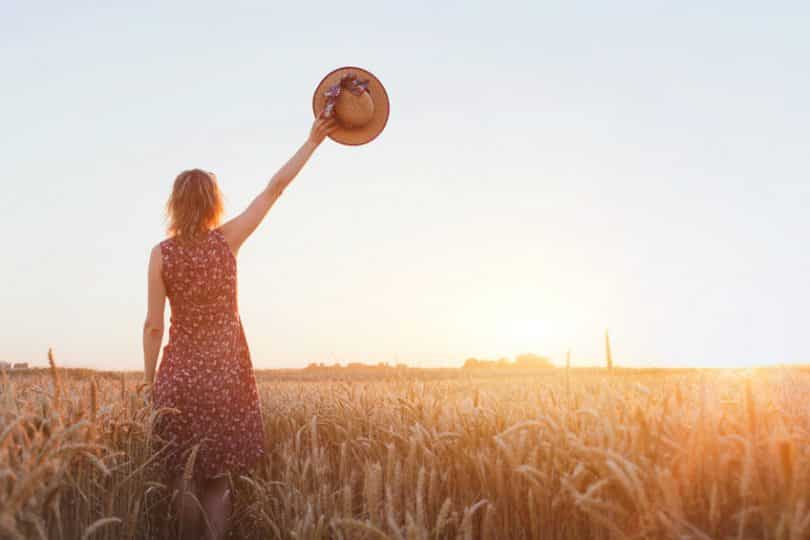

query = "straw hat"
(312, 66), (389, 146)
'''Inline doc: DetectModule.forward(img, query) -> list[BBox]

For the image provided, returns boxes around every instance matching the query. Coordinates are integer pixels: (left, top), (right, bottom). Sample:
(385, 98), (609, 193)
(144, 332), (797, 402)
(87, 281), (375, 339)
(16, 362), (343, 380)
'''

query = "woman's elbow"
(143, 319), (164, 336)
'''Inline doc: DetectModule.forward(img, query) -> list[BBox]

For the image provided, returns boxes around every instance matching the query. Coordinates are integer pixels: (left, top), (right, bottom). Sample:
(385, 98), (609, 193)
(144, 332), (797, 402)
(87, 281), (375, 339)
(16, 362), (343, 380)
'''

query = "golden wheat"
(0, 362), (809, 538)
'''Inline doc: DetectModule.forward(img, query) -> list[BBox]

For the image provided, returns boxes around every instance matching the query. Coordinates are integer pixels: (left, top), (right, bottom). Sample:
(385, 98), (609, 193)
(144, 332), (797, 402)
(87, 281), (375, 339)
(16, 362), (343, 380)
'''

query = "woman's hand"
(308, 116), (338, 147)
(137, 381), (154, 407)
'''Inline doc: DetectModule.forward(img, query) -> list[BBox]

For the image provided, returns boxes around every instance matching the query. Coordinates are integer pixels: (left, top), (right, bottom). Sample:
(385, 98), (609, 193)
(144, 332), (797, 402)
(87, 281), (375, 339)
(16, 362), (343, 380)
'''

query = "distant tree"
(515, 353), (553, 368)
(463, 357), (480, 369)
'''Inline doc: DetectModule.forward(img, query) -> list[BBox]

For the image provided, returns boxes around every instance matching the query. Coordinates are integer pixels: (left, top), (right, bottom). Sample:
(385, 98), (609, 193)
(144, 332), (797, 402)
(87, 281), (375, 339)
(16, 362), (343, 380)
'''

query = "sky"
(2, 1), (808, 370)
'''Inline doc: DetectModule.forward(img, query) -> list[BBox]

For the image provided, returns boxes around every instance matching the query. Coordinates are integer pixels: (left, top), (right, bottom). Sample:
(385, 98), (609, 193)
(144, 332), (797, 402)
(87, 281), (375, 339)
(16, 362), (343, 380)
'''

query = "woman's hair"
(165, 168), (224, 241)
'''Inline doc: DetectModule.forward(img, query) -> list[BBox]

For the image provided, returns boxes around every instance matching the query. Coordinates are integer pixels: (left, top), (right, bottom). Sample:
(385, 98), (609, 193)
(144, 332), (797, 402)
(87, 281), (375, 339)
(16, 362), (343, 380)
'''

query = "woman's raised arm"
(218, 116), (337, 255)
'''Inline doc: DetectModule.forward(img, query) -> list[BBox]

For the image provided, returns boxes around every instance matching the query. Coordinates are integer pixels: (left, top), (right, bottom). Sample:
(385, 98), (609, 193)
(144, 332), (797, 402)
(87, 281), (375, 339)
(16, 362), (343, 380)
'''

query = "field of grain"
(1, 365), (808, 539)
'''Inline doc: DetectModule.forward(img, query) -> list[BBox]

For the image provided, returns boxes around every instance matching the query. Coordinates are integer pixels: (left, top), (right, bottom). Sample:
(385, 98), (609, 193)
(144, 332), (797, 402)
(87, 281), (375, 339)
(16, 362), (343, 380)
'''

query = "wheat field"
(1, 363), (808, 539)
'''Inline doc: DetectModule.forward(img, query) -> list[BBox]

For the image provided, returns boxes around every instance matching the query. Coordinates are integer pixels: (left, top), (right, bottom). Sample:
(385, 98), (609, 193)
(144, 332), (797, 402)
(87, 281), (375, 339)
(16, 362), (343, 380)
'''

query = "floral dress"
(152, 228), (267, 481)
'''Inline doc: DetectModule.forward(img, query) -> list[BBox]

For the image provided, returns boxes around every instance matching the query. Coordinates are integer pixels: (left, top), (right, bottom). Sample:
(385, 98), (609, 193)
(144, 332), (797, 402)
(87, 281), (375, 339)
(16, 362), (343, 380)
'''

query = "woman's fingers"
(315, 118), (338, 138)
(309, 116), (339, 145)
(322, 119), (338, 134)
(314, 117), (331, 129)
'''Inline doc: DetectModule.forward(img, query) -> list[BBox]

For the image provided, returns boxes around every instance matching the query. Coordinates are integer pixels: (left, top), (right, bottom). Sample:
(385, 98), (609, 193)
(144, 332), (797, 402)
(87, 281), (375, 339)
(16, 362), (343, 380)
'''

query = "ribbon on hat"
(321, 73), (370, 119)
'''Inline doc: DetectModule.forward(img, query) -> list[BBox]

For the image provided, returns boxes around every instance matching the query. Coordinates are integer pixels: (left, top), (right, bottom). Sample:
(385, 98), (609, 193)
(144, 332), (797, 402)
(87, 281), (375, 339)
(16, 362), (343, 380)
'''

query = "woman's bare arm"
(143, 244), (166, 384)
(218, 116), (337, 255)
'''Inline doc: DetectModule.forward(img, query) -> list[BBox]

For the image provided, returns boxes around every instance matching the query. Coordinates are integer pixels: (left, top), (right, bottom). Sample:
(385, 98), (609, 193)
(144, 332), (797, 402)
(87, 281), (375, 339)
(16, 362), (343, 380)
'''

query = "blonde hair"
(165, 169), (224, 242)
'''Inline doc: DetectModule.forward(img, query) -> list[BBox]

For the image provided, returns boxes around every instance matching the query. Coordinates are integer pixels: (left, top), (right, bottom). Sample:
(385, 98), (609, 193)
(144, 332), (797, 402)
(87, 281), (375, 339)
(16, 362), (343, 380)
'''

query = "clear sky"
(2, 1), (808, 370)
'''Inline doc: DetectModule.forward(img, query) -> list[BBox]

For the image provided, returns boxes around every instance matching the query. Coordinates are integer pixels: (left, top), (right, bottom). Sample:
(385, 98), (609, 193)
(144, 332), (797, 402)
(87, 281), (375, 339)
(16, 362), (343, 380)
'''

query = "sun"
(495, 318), (555, 355)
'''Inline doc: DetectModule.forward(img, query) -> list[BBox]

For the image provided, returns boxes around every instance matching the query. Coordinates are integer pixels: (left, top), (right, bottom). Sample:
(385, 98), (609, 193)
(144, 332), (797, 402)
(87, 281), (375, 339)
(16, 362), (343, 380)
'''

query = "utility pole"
(605, 329), (613, 373)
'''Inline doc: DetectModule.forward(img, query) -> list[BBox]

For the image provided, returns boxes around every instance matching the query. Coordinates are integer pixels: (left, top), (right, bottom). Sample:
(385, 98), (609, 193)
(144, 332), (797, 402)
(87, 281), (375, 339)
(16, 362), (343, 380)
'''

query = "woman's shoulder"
(148, 242), (165, 273)
(156, 236), (174, 252)
(154, 236), (179, 263)
(211, 227), (238, 259)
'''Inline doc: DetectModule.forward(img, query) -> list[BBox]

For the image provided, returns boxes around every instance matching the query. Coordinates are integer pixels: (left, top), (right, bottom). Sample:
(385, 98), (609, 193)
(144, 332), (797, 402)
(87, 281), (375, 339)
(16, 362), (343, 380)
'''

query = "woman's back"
(152, 228), (266, 481)
(160, 228), (239, 343)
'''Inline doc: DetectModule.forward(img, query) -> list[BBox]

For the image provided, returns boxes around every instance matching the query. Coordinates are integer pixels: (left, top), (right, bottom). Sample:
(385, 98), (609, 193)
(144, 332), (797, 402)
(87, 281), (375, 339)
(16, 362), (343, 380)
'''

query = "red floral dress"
(152, 228), (267, 481)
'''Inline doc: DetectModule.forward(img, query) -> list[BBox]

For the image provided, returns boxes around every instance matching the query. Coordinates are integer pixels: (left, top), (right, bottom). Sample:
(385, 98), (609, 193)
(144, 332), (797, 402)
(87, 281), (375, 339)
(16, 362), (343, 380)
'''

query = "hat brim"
(312, 66), (389, 146)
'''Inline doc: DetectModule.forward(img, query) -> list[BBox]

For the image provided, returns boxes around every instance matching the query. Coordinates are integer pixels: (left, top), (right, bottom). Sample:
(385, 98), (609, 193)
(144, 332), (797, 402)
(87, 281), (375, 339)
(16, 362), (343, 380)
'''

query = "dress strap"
(212, 228), (237, 261)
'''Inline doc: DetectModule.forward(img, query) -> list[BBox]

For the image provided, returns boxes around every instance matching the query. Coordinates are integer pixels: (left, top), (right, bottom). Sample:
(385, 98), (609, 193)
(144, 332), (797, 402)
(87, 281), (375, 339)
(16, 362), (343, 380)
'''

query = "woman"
(142, 115), (337, 539)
